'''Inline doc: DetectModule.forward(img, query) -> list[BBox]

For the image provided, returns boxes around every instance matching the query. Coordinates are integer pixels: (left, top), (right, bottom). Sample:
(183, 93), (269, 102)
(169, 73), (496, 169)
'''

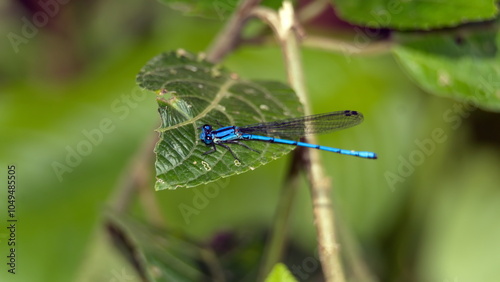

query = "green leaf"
(332, 0), (498, 30)
(137, 50), (302, 190)
(106, 213), (221, 281)
(392, 23), (500, 111)
(264, 263), (298, 282)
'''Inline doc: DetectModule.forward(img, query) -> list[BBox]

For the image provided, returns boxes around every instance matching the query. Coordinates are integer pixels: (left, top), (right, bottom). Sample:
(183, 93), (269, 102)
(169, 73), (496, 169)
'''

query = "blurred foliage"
(393, 20), (500, 111)
(1, 0), (500, 282)
(104, 213), (220, 281)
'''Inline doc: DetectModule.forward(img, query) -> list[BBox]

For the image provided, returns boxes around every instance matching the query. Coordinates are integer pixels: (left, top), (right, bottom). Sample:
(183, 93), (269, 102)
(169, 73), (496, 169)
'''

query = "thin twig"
(252, 2), (345, 281)
(303, 35), (393, 56)
(206, 0), (263, 63)
(207, 1), (351, 280)
(297, 0), (330, 23)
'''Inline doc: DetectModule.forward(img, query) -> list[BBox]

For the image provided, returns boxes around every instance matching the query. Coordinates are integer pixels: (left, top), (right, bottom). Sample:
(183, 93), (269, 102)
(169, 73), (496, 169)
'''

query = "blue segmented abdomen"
(241, 134), (377, 159)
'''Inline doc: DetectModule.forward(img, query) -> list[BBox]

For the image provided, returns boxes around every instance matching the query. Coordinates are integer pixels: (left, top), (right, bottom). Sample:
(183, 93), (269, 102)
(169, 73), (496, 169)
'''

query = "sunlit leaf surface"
(333, 0), (497, 30)
(264, 263), (298, 282)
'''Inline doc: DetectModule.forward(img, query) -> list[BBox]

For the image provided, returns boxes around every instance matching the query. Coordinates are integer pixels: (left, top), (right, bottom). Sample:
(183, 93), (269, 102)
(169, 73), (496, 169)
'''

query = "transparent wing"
(239, 110), (364, 137)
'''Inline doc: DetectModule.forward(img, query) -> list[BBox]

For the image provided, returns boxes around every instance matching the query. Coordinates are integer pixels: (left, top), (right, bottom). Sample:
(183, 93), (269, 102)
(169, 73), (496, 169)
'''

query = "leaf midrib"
(157, 78), (236, 132)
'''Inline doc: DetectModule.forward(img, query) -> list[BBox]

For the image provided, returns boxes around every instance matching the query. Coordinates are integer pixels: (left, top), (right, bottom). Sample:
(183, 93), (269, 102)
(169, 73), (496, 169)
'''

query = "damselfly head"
(200, 124), (215, 145)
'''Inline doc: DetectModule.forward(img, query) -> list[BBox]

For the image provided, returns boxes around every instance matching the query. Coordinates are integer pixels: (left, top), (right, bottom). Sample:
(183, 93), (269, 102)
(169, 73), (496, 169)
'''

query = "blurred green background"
(1, 0), (500, 281)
